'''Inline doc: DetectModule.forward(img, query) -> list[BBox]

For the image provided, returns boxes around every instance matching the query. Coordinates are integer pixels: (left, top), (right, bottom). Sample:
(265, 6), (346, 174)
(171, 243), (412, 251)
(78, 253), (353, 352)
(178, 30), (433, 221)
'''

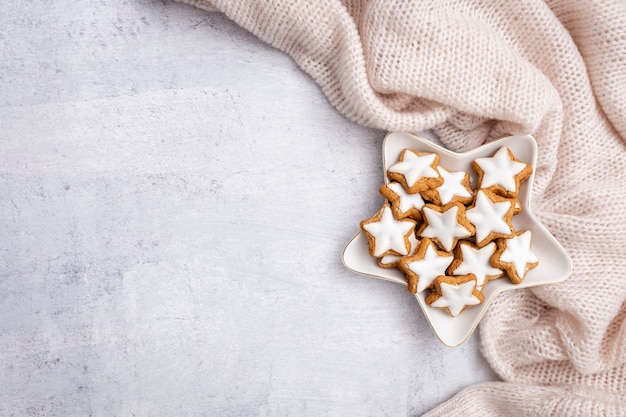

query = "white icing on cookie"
(432, 167), (473, 204)
(405, 241), (453, 293)
(430, 280), (482, 317)
(474, 146), (528, 192)
(499, 231), (538, 278)
(388, 150), (439, 188)
(379, 232), (419, 267)
(466, 190), (513, 244)
(362, 205), (415, 257)
(452, 242), (502, 289)
(387, 181), (425, 214)
(419, 205), (472, 252)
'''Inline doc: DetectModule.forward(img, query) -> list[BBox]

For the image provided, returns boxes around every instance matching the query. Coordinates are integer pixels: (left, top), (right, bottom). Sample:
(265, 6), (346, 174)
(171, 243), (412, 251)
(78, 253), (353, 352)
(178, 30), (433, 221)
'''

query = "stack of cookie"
(360, 146), (538, 317)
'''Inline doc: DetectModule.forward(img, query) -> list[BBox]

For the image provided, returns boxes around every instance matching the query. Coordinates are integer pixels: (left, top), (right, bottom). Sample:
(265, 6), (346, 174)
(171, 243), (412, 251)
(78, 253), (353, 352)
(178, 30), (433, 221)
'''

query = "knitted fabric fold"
(176, 0), (626, 415)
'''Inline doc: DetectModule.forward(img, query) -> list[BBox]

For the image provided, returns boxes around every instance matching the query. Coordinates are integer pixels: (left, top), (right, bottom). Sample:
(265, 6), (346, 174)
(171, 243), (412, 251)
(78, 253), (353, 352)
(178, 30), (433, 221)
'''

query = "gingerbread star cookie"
(425, 274), (484, 317)
(472, 146), (532, 198)
(448, 241), (504, 290)
(398, 238), (453, 294)
(378, 231), (420, 269)
(421, 166), (473, 206)
(417, 202), (474, 252)
(387, 149), (443, 194)
(465, 189), (515, 247)
(379, 181), (425, 221)
(492, 230), (539, 284)
(360, 204), (417, 257)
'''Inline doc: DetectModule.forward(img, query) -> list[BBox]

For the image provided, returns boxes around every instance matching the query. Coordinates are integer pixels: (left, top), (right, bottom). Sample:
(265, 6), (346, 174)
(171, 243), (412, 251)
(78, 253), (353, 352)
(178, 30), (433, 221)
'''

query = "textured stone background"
(0, 1), (495, 415)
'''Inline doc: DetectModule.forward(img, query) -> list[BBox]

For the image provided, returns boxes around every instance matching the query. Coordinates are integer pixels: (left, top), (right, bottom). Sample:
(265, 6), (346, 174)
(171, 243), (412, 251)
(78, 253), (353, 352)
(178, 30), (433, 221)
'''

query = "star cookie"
(378, 231), (420, 269)
(379, 181), (425, 221)
(398, 238), (453, 294)
(387, 149), (443, 194)
(417, 203), (474, 252)
(472, 146), (532, 198)
(421, 166), (473, 206)
(426, 274), (484, 317)
(492, 230), (539, 284)
(465, 189), (515, 247)
(448, 241), (504, 290)
(360, 204), (417, 258)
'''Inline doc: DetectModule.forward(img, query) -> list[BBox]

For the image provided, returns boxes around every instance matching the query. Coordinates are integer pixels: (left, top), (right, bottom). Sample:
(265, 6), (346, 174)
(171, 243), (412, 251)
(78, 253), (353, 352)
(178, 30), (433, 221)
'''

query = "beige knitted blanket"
(177, 0), (626, 415)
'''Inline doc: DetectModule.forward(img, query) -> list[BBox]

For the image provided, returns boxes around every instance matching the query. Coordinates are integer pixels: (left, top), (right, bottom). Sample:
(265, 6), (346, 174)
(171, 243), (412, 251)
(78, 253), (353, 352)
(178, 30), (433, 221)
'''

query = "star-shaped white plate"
(342, 132), (572, 347)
